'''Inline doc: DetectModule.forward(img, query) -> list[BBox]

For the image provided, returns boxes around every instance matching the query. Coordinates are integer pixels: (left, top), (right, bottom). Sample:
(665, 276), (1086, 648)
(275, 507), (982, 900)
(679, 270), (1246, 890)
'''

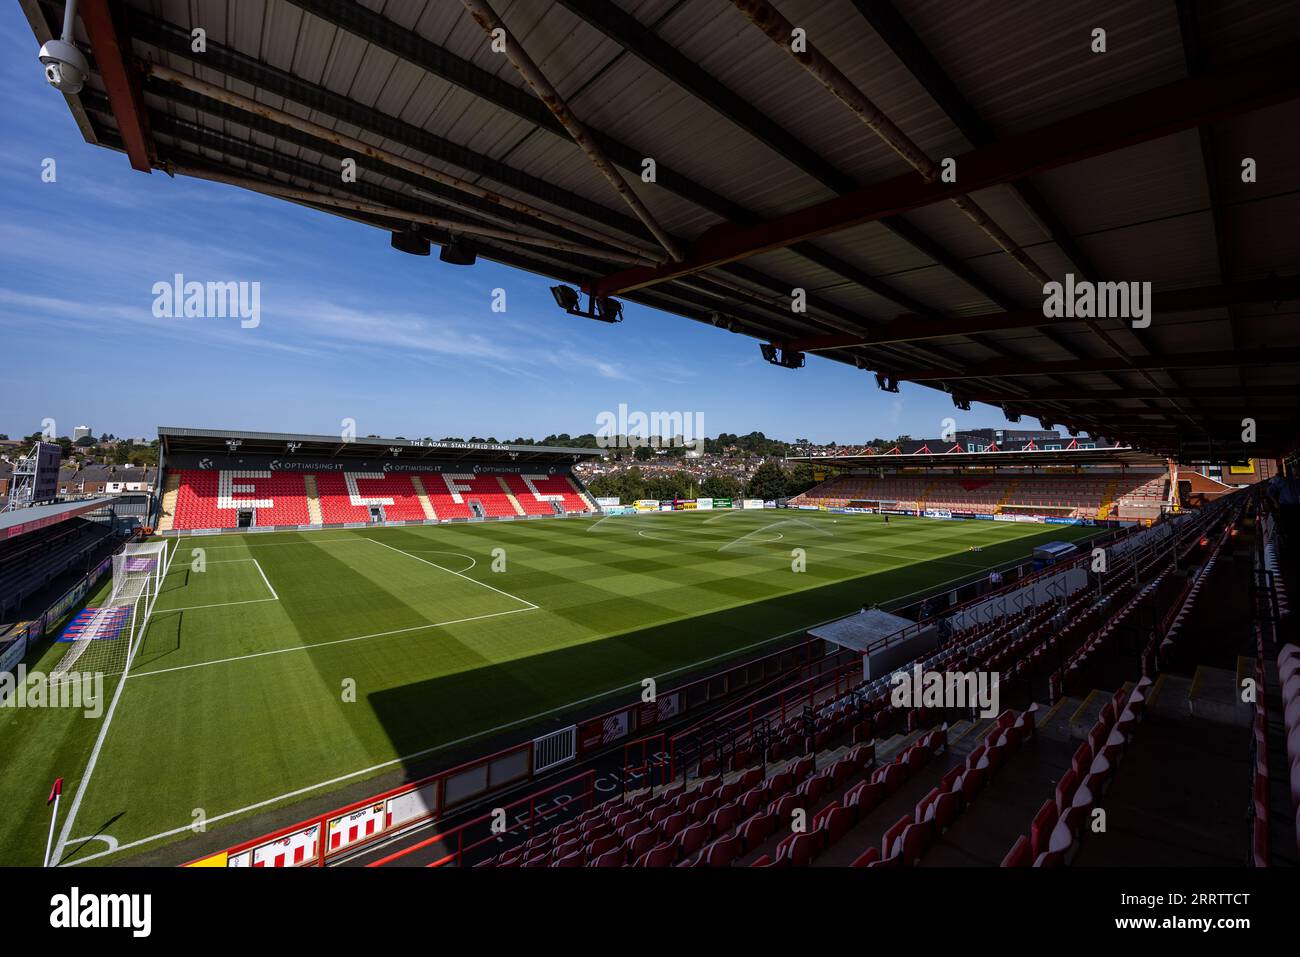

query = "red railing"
(185, 633), (830, 866)
(186, 514), (1169, 867)
(367, 771), (597, 868)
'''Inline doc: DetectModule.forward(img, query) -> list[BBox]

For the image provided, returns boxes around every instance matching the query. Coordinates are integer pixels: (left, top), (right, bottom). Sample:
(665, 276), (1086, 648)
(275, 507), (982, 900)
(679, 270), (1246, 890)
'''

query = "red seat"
(956, 765), (986, 802)
(844, 780), (883, 819)
(1001, 835), (1032, 867)
(1030, 798), (1059, 857)
(898, 822), (932, 865)
(820, 805), (855, 847)
(740, 811), (776, 848)
(626, 827), (661, 860)
(881, 814), (911, 858)
(779, 831), (823, 867)
(590, 847), (625, 867)
(769, 793), (805, 823)
(635, 842), (678, 868)
(1071, 738), (1092, 780)
(706, 801), (740, 835)
(675, 821), (711, 858)
(660, 811), (690, 840)
(703, 834), (742, 867)
(850, 846), (881, 867)
(1055, 767), (1080, 812)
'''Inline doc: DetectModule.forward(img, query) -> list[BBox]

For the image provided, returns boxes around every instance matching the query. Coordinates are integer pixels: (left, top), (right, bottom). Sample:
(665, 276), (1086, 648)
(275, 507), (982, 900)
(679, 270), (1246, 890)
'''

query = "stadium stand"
(386, 493), (1274, 869)
(167, 468), (594, 530)
(792, 471), (1170, 521)
(0, 518), (115, 620)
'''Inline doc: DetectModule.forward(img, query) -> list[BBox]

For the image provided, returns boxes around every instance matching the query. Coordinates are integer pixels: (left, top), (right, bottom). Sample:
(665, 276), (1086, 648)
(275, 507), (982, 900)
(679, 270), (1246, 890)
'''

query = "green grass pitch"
(0, 510), (1098, 865)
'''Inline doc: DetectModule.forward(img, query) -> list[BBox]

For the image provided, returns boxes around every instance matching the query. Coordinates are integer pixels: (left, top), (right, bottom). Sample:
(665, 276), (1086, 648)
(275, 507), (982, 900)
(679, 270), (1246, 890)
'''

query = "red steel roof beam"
(80, 0), (153, 173)
(586, 41), (1300, 298)
(775, 275), (1300, 353)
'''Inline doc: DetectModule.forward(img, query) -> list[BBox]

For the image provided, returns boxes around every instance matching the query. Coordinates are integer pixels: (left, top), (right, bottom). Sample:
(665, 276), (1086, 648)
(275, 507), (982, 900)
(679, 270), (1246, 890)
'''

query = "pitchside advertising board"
(165, 452), (564, 476)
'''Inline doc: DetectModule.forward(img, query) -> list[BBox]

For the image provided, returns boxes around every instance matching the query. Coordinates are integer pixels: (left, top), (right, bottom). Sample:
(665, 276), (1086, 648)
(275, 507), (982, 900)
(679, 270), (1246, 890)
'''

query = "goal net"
(110, 541), (168, 605)
(51, 541), (169, 681)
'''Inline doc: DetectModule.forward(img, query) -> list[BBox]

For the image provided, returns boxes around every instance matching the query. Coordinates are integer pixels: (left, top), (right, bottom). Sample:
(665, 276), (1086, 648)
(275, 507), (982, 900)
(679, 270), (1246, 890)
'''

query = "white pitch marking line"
(171, 537), (362, 549)
(52, 536), (180, 864)
(252, 558), (279, 600)
(367, 537), (536, 610)
(61, 603), (858, 867)
(58, 518), (1083, 865)
(130, 606), (536, 678)
(152, 597), (280, 614)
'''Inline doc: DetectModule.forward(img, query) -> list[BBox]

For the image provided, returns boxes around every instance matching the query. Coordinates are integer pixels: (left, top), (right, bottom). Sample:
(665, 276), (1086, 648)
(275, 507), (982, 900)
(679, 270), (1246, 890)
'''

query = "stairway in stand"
(302, 474), (324, 526)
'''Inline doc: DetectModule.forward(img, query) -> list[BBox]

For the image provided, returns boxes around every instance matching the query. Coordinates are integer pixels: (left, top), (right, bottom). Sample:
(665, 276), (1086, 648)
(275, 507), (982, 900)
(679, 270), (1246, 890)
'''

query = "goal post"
(52, 540), (170, 681)
(110, 541), (168, 606)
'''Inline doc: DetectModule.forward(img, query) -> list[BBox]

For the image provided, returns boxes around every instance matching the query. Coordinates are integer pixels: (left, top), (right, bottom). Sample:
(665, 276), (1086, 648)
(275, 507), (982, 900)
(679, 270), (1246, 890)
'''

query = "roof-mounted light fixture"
(439, 236), (477, 265)
(391, 228), (430, 256)
(549, 285), (623, 323)
(760, 343), (805, 369)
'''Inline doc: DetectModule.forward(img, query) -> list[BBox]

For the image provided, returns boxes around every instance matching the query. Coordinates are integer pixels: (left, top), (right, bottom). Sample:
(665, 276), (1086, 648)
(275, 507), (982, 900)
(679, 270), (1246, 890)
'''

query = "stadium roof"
(0, 496), (121, 541)
(157, 426), (602, 464)
(24, 0), (1300, 459)
(788, 446), (1167, 470)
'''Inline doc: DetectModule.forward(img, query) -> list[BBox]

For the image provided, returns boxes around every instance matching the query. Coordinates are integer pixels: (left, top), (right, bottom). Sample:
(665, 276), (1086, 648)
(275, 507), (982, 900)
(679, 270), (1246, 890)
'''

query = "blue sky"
(1, 4), (1019, 446)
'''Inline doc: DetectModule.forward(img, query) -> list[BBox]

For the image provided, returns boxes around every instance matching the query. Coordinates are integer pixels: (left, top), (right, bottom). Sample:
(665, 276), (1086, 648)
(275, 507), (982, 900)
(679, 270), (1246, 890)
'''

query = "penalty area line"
(60, 604), (855, 866)
(366, 537), (536, 610)
(128, 605), (537, 678)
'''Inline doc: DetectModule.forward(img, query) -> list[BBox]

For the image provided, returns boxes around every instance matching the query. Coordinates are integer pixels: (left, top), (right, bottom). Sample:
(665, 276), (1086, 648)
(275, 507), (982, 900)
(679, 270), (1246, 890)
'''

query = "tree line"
(585, 460), (820, 503)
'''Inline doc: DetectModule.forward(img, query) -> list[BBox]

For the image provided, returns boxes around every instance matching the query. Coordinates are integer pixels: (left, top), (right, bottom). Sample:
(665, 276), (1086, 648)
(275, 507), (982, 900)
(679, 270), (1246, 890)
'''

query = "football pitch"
(1, 510), (1098, 865)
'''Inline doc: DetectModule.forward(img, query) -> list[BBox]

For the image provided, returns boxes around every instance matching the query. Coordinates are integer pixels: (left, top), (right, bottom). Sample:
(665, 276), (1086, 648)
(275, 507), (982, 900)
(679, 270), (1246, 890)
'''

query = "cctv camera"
(38, 39), (89, 95)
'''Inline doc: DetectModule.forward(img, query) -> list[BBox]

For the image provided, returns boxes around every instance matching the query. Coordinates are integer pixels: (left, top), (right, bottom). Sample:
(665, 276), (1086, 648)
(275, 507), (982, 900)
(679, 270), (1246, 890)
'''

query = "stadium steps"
(915, 479), (939, 510)
(569, 475), (598, 512)
(1069, 709), (1252, 866)
(1096, 479), (1119, 520)
(495, 476), (527, 516)
(995, 479), (1021, 513)
(1187, 662), (1252, 726)
(302, 474), (324, 526)
(156, 472), (180, 531)
(1145, 673), (1191, 718)
(735, 727), (936, 866)
(409, 476), (438, 521)
(1067, 686), (1133, 741)
(925, 723), (1077, 865)
(810, 721), (1005, 867)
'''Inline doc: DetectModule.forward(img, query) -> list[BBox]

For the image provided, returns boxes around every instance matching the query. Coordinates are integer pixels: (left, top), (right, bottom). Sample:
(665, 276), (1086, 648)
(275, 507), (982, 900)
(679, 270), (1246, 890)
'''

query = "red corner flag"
(47, 778), (62, 805)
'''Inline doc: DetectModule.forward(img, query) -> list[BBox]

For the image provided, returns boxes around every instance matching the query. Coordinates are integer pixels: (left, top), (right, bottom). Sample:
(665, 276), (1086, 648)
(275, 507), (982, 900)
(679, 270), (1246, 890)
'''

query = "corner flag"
(48, 778), (63, 805)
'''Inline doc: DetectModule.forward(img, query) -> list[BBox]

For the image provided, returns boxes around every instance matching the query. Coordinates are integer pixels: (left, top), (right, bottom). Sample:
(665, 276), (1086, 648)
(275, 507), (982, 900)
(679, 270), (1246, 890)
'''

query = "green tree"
(700, 474), (743, 500)
(746, 460), (788, 500)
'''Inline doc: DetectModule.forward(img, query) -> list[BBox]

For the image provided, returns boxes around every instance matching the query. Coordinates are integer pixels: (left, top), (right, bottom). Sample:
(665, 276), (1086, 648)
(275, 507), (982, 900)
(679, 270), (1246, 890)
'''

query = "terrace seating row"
(169, 469), (592, 529)
(474, 744), (877, 867)
(1281, 643), (1300, 857)
(1002, 677), (1153, 866)
(457, 509), (1228, 869)
(795, 471), (1169, 520)
(0, 520), (115, 619)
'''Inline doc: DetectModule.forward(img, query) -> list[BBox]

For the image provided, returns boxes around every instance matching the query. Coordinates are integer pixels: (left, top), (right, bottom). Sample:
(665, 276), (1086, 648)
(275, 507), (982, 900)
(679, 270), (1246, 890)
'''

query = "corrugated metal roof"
(21, 0), (1300, 458)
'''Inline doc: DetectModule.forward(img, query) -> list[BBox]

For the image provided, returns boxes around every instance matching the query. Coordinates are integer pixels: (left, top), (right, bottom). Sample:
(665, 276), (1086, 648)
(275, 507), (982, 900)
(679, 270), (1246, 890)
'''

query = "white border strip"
(52, 537), (180, 864)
